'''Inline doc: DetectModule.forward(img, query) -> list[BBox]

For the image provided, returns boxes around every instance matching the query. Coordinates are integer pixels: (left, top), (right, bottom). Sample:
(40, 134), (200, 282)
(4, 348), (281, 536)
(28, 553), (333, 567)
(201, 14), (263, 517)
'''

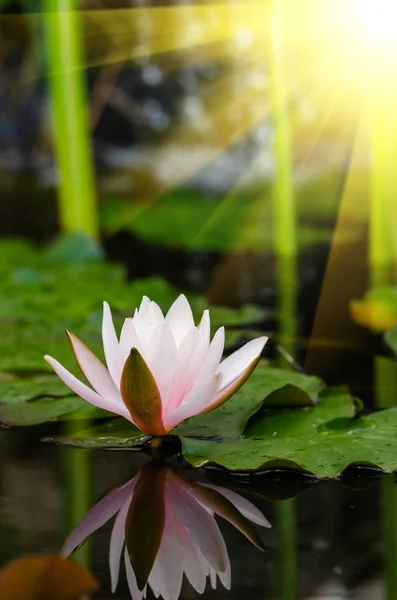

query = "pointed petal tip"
(257, 335), (268, 353)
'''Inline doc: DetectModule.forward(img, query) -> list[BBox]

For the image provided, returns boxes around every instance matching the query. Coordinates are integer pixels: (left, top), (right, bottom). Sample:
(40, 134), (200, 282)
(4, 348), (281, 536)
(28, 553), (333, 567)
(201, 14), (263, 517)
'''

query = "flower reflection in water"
(62, 463), (271, 600)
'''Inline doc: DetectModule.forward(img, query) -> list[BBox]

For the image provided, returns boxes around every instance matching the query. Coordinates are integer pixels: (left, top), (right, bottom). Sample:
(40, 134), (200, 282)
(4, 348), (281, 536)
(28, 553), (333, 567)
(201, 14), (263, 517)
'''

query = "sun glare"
(353, 0), (397, 45)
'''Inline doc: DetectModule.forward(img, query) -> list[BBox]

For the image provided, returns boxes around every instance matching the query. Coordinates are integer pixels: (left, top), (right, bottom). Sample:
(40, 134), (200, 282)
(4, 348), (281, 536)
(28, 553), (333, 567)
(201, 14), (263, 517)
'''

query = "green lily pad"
(175, 364), (322, 439)
(181, 393), (397, 478)
(0, 374), (70, 404)
(0, 393), (115, 426)
(49, 364), (322, 447)
(0, 396), (90, 426)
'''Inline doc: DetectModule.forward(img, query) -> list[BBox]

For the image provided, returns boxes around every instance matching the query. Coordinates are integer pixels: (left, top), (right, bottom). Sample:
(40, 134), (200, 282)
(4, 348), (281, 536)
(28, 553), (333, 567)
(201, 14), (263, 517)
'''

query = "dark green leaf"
(175, 364), (322, 439)
(181, 393), (397, 478)
(0, 396), (91, 426)
(48, 417), (149, 448)
(0, 374), (71, 404)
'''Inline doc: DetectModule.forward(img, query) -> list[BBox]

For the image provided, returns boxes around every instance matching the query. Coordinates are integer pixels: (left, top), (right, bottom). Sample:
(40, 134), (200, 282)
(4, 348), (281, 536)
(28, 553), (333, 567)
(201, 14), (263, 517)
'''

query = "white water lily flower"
(45, 294), (267, 436)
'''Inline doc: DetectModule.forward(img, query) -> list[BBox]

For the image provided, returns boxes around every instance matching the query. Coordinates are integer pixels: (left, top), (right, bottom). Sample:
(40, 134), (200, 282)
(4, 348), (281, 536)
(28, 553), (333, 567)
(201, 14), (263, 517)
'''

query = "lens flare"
(353, 0), (397, 44)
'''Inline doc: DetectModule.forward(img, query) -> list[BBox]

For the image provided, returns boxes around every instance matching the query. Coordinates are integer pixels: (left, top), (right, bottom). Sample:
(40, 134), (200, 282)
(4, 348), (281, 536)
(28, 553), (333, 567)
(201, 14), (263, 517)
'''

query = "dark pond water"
(0, 422), (397, 600)
(0, 412), (395, 600)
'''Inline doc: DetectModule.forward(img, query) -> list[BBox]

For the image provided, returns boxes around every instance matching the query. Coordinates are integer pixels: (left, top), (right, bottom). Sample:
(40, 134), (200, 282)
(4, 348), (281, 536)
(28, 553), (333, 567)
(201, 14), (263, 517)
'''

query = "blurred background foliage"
(0, 0), (396, 386)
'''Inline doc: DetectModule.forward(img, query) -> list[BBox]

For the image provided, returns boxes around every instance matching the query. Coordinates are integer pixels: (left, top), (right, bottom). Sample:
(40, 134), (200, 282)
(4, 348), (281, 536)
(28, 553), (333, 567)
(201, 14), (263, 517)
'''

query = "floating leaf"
(181, 393), (397, 478)
(175, 364), (322, 439)
(0, 395), (103, 426)
(0, 554), (99, 600)
(46, 418), (150, 448)
(0, 374), (71, 404)
(350, 286), (397, 332)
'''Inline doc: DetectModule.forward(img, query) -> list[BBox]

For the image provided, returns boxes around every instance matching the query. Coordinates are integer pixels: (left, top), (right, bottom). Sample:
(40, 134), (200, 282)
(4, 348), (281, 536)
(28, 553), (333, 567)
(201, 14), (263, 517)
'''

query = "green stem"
(381, 476), (397, 600)
(269, 0), (296, 258)
(62, 420), (92, 567)
(275, 500), (298, 600)
(374, 355), (397, 600)
(44, 0), (98, 238)
(369, 63), (397, 281)
(277, 255), (297, 364)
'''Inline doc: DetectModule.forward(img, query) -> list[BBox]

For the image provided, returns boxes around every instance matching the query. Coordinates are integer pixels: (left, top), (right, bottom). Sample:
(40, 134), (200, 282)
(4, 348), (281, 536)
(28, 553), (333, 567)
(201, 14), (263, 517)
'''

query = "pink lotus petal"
(165, 294), (195, 346)
(184, 484), (265, 550)
(149, 501), (184, 600)
(202, 484), (271, 528)
(67, 330), (122, 405)
(125, 547), (144, 600)
(198, 309), (210, 337)
(167, 328), (201, 412)
(145, 301), (165, 326)
(44, 355), (131, 420)
(174, 518), (209, 594)
(195, 327), (225, 384)
(61, 480), (133, 557)
(102, 302), (122, 386)
(144, 324), (179, 409)
(164, 374), (221, 432)
(217, 336), (267, 390)
(132, 312), (155, 347)
(202, 354), (262, 414)
(166, 479), (226, 573)
(109, 499), (130, 592)
(138, 296), (151, 317)
(119, 319), (142, 371)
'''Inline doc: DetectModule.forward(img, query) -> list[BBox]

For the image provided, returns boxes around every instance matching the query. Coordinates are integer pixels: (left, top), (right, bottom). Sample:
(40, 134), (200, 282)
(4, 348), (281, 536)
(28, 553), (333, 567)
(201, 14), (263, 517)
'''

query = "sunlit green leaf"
(181, 393), (397, 478)
(175, 364), (322, 439)
(100, 185), (334, 251)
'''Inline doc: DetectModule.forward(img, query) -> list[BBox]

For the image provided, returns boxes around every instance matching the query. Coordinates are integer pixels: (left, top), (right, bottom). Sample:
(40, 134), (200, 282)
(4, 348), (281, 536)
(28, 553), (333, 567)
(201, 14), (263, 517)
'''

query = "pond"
(0, 423), (394, 600)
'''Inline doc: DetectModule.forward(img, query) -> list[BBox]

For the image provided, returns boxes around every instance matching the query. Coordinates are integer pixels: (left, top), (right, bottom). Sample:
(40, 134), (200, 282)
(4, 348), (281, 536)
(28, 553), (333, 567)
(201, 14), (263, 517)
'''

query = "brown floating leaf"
(120, 348), (165, 436)
(0, 554), (99, 600)
(125, 463), (167, 591)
